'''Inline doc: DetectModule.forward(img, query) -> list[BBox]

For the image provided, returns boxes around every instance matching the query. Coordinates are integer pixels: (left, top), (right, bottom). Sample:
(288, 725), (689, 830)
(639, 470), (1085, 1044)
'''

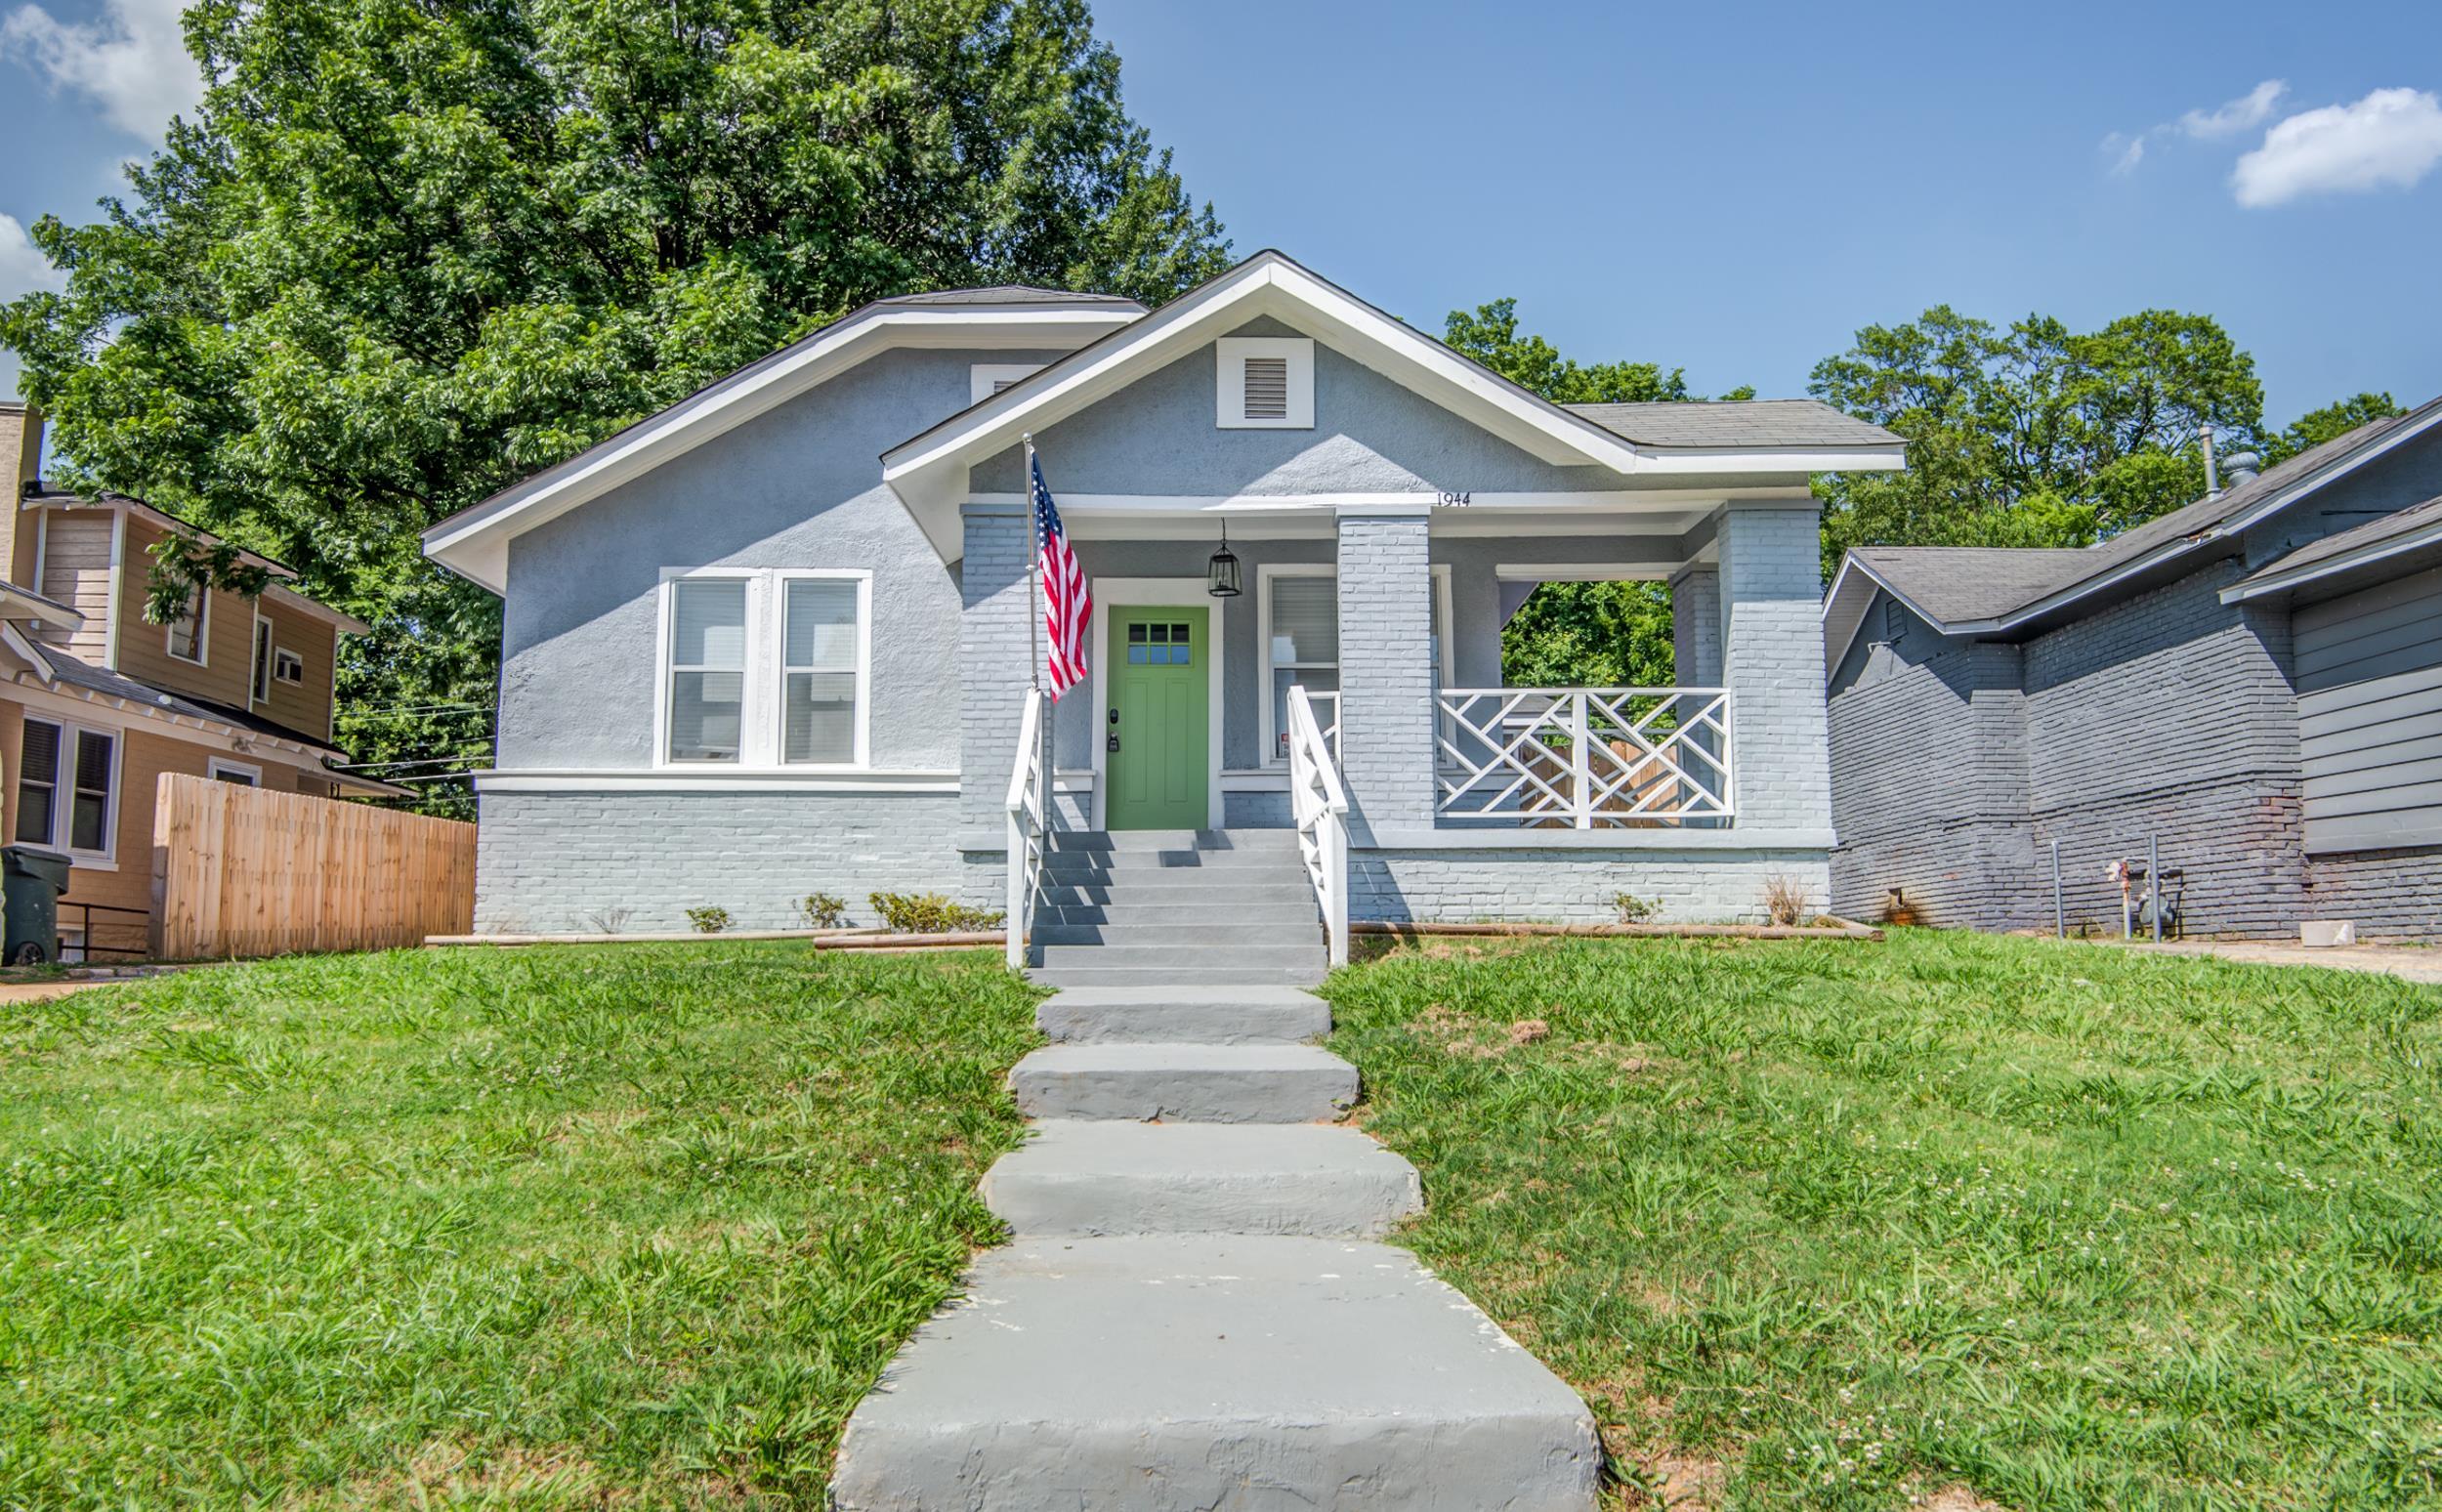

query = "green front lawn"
(0, 943), (1039, 1508)
(1328, 930), (2442, 1509)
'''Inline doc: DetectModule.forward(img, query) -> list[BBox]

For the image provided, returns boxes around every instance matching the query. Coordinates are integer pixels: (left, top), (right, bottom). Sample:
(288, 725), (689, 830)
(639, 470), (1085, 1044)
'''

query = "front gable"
(967, 315), (1637, 504)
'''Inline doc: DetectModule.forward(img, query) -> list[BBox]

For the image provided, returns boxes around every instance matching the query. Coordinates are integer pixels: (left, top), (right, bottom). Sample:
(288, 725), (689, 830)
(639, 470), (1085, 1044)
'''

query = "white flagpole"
(1023, 432), (1044, 699)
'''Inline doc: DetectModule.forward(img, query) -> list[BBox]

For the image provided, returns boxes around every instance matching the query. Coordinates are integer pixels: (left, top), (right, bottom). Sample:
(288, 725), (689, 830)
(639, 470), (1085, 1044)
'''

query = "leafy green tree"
(1807, 306), (2268, 573)
(1446, 298), (1755, 405)
(3, 0), (1230, 814)
(1443, 298), (1747, 686)
(2267, 392), (2407, 463)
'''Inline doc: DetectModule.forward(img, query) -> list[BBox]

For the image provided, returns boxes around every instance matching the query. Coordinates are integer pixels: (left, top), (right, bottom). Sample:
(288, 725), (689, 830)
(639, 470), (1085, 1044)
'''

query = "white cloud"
(2234, 87), (2442, 208)
(2108, 79), (2286, 177)
(1, 0), (204, 142)
(0, 213), (64, 302)
(2178, 79), (2287, 139)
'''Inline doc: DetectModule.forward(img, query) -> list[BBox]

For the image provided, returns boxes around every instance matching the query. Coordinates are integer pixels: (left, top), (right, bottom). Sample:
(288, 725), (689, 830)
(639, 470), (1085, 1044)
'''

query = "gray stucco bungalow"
(423, 251), (1905, 948)
(1824, 394), (2442, 941)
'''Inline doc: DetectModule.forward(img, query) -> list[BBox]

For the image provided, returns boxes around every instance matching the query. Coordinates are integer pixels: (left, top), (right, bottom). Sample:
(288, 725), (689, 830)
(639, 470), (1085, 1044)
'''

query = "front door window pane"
(668, 580), (748, 762)
(782, 578), (859, 764)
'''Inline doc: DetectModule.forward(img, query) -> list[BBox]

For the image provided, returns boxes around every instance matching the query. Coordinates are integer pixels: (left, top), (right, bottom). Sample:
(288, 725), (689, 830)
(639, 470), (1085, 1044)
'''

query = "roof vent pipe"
(2223, 450), (2261, 486)
(2202, 428), (2220, 499)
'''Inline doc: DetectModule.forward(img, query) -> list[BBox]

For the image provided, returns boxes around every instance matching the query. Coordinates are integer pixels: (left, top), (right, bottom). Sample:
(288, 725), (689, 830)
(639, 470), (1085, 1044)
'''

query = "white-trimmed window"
(208, 757), (261, 787)
(16, 717), (118, 860)
(166, 584), (208, 665)
(970, 363), (1041, 404)
(657, 568), (871, 769)
(273, 647), (304, 685)
(1216, 338), (1314, 429)
(1258, 565), (1452, 765)
(250, 614), (274, 704)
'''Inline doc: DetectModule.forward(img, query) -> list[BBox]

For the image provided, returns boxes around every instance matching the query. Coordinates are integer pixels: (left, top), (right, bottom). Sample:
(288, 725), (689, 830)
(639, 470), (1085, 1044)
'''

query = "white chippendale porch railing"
(1435, 688), (1734, 828)
(1004, 688), (1048, 968)
(1285, 685), (1350, 967)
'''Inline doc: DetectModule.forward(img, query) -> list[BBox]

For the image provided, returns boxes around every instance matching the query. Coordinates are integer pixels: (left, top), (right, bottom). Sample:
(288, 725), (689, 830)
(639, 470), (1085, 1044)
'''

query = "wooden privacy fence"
(152, 774), (475, 958)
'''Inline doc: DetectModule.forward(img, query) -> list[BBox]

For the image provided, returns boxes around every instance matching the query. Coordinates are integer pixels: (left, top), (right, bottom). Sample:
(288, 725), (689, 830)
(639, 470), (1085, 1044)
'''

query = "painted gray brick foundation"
(474, 790), (973, 934)
(1354, 849), (1831, 925)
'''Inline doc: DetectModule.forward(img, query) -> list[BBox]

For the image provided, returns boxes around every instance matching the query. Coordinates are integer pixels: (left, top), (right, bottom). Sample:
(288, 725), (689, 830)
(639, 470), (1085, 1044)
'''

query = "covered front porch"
(984, 496), (1837, 956)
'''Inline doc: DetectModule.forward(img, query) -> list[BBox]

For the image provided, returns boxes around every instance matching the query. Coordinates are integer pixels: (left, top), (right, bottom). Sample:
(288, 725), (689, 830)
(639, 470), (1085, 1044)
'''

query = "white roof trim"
(421, 303), (1141, 593)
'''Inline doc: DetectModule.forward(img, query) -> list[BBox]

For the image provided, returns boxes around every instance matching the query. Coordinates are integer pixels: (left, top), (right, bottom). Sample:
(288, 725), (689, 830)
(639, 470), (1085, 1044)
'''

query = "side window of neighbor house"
(16, 717), (115, 857)
(782, 577), (863, 765)
(167, 584), (207, 664)
(15, 720), (59, 845)
(667, 579), (749, 762)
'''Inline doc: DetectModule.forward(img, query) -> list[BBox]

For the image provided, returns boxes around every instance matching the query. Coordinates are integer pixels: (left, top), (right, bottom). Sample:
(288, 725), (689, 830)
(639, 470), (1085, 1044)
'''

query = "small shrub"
(1613, 893), (1663, 925)
(684, 905), (733, 935)
(797, 893), (852, 930)
(868, 892), (1006, 935)
(1760, 874), (1807, 927)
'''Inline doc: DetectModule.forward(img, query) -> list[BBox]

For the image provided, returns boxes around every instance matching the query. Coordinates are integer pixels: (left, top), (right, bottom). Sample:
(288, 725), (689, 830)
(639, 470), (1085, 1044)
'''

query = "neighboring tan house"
(424, 251), (1906, 945)
(1823, 395), (2442, 941)
(0, 401), (403, 958)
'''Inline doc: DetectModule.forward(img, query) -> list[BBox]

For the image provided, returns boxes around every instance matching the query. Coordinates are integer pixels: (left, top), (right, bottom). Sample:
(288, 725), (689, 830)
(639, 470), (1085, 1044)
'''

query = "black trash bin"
(2, 846), (72, 965)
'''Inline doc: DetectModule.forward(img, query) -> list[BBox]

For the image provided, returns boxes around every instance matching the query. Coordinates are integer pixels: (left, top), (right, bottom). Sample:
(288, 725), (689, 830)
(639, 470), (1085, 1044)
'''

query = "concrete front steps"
(827, 1235), (1601, 1511)
(831, 923), (1601, 1510)
(1029, 828), (1327, 988)
(1010, 1042), (1357, 1122)
(981, 1121), (1422, 1239)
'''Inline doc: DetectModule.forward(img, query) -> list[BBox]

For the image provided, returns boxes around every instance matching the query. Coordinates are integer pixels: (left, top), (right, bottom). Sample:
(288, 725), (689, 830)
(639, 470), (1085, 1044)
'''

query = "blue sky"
(6, 0), (2441, 424)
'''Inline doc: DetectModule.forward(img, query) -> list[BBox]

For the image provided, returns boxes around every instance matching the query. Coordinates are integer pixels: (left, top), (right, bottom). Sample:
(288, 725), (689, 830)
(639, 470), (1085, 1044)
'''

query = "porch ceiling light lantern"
(1206, 520), (1242, 598)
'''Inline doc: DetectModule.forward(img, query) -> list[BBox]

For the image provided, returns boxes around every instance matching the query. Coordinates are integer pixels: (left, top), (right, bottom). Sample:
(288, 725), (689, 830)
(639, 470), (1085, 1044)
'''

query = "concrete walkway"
(831, 831), (1600, 1509)
(2057, 935), (2442, 986)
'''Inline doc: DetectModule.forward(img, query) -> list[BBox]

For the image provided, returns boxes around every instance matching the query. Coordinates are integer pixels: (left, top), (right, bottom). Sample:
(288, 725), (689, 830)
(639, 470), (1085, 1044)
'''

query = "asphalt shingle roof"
(1842, 394), (2442, 627)
(1847, 546), (2100, 623)
(1566, 399), (1900, 449)
(30, 642), (342, 754)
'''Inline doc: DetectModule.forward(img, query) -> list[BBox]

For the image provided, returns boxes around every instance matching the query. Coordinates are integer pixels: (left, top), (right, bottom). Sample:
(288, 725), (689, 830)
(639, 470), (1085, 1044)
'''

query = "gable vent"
(1242, 357), (1289, 420)
(989, 377), (1022, 396)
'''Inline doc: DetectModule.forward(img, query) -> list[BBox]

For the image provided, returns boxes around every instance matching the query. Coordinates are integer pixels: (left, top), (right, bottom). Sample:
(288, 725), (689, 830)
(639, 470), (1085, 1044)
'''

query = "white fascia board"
(421, 306), (1136, 593)
(2220, 517), (2442, 603)
(0, 621), (58, 676)
(0, 585), (81, 632)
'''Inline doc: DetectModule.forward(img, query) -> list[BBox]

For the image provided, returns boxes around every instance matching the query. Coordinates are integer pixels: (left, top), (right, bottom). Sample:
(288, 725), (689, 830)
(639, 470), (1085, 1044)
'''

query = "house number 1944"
(1436, 490), (1473, 507)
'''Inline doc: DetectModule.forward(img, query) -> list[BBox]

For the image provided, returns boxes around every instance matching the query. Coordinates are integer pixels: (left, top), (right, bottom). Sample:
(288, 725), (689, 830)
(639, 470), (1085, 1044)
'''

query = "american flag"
(1032, 450), (1091, 697)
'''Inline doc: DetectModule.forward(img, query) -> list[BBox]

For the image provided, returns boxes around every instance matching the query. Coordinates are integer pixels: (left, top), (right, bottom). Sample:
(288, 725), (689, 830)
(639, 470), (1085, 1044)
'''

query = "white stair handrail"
(1004, 689), (1047, 968)
(1285, 685), (1351, 967)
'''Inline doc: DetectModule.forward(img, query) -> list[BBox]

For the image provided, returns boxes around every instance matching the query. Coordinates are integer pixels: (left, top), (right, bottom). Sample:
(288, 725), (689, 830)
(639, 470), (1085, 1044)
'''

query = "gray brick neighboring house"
(1825, 396), (2442, 941)
(424, 251), (1906, 938)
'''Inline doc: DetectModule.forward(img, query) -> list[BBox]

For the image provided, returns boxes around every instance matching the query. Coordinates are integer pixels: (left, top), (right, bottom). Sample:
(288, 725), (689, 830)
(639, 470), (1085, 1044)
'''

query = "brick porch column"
(1668, 563), (1722, 685)
(1714, 502), (1832, 836)
(959, 501), (1032, 852)
(1334, 506), (1435, 844)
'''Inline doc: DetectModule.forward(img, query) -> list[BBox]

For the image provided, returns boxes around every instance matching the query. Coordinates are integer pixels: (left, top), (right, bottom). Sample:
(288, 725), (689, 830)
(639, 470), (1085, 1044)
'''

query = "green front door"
(1106, 607), (1209, 830)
